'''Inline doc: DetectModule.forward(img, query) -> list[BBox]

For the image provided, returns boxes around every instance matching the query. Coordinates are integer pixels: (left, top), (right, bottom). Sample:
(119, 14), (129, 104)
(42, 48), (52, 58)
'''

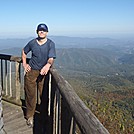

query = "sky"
(0, 0), (134, 39)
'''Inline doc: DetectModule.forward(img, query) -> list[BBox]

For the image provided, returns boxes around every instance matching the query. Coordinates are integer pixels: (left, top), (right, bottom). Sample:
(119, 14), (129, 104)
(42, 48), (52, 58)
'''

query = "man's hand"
(23, 63), (31, 73)
(40, 63), (51, 75)
(22, 49), (31, 73)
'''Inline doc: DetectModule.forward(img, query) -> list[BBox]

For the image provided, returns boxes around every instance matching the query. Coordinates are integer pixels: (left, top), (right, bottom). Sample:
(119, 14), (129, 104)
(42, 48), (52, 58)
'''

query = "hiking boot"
(26, 117), (34, 128)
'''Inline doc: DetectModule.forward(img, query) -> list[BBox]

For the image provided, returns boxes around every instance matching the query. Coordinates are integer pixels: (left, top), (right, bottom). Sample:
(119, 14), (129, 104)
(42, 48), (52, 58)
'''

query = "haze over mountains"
(0, 36), (134, 76)
(0, 35), (134, 49)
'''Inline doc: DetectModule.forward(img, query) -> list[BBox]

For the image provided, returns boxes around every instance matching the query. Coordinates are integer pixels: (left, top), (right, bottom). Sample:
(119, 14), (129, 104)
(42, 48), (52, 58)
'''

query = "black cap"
(37, 23), (48, 32)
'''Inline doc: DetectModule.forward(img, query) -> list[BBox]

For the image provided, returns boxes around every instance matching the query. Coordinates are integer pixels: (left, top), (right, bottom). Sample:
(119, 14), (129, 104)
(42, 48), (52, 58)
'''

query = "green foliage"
(60, 71), (134, 134)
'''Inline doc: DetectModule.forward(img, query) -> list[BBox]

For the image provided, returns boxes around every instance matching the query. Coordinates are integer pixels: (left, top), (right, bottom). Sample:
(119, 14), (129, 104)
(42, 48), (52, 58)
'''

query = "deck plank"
(2, 101), (33, 134)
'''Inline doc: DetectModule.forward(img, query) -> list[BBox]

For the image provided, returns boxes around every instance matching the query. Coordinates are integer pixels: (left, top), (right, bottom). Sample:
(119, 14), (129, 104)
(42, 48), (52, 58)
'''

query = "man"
(22, 23), (56, 128)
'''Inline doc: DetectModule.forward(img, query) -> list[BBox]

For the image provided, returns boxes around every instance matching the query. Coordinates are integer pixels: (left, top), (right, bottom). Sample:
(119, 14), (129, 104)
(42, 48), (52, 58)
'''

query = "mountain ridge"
(0, 36), (133, 49)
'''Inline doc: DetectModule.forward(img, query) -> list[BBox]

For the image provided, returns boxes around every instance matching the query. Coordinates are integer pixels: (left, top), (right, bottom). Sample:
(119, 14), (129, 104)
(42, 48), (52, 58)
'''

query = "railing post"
(5, 60), (8, 96)
(9, 61), (12, 97)
(48, 73), (52, 116)
(49, 74), (57, 134)
(15, 62), (21, 101)
(55, 89), (61, 134)
(61, 97), (74, 134)
(70, 117), (76, 134)
(0, 60), (3, 90)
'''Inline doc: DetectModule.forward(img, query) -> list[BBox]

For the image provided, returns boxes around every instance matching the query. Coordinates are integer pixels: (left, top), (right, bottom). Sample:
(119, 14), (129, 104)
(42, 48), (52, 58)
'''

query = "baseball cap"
(37, 23), (48, 32)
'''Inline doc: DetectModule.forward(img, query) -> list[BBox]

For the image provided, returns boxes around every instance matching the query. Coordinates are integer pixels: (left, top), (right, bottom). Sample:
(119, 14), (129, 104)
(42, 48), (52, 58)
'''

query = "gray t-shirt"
(24, 38), (56, 70)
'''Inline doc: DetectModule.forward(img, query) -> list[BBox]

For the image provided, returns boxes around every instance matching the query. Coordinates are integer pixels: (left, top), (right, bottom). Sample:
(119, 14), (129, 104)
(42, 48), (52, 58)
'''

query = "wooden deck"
(2, 101), (33, 134)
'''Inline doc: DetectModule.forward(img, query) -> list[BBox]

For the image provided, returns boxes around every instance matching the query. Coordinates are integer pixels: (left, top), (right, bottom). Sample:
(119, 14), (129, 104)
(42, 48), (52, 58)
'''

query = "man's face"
(37, 30), (48, 39)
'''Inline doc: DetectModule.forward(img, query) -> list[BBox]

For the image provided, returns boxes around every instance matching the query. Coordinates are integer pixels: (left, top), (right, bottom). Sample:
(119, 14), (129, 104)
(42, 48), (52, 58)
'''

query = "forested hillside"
(54, 47), (134, 134)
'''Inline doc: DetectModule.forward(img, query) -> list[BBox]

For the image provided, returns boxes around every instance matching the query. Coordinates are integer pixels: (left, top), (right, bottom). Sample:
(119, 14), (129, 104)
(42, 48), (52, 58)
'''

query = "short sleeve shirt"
(23, 38), (56, 70)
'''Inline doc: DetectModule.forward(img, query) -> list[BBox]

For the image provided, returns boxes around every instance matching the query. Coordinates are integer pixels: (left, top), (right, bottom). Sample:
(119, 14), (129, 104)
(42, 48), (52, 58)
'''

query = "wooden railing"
(0, 54), (109, 134)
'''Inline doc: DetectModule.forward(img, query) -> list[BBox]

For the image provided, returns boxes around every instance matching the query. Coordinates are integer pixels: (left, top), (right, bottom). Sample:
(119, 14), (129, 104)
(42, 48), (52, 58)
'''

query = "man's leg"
(37, 75), (45, 98)
(24, 70), (39, 119)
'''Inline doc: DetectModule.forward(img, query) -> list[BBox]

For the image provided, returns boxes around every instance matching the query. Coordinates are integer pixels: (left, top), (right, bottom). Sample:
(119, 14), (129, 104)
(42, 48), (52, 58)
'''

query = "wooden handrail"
(50, 68), (109, 134)
(0, 54), (22, 62)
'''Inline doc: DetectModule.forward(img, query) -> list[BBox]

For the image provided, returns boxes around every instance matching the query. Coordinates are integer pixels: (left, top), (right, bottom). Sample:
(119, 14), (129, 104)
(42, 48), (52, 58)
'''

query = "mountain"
(1, 45), (134, 76)
(0, 36), (133, 49)
(119, 53), (134, 64)
(1, 36), (134, 76)
(55, 48), (120, 75)
(0, 38), (30, 49)
(0, 47), (22, 56)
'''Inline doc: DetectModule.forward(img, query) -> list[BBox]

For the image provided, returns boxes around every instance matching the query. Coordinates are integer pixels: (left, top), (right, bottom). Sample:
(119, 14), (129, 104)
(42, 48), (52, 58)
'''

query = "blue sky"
(0, 0), (134, 38)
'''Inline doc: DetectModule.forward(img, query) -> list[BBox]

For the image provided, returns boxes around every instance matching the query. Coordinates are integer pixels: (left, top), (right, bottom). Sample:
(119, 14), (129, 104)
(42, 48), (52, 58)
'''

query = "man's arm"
(47, 58), (54, 67)
(22, 49), (31, 72)
(22, 49), (27, 66)
(40, 58), (54, 75)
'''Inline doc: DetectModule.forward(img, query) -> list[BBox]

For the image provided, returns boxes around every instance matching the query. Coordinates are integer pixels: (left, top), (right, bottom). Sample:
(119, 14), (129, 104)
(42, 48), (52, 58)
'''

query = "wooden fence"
(0, 54), (109, 134)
